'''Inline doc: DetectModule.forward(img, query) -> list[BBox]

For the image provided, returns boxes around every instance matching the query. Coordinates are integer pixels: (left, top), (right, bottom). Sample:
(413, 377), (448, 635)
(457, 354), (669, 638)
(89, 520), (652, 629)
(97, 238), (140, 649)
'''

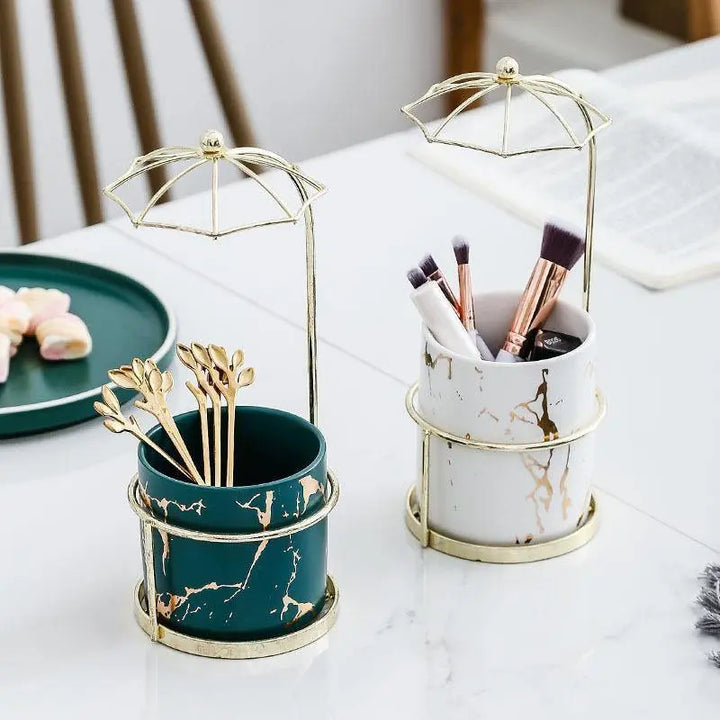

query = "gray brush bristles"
(419, 254), (439, 277)
(407, 267), (427, 289)
(696, 564), (720, 667)
(540, 223), (585, 271)
(698, 584), (720, 614)
(452, 236), (469, 265)
(701, 564), (720, 584)
(696, 613), (720, 636)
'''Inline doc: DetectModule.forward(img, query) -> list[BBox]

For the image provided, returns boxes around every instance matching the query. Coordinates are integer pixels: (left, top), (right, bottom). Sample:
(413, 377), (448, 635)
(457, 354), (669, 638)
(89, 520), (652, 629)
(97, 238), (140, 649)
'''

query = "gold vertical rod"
(199, 408), (211, 484)
(579, 104), (597, 313)
(226, 405), (235, 487)
(142, 521), (159, 641)
(420, 430), (431, 547)
(0, 0), (38, 244)
(303, 203), (318, 426)
(212, 400), (222, 487)
(501, 84), (512, 156)
(211, 158), (219, 238)
(50, 0), (103, 226)
(287, 170), (319, 426)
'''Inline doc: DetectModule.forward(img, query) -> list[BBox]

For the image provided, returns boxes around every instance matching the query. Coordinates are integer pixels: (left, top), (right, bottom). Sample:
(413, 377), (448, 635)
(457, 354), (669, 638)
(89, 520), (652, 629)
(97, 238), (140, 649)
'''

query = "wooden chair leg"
(51, 0), (103, 226)
(111, 0), (168, 199)
(0, 0), (38, 243)
(187, 0), (256, 148)
(443, 0), (485, 115)
(687, 0), (720, 40)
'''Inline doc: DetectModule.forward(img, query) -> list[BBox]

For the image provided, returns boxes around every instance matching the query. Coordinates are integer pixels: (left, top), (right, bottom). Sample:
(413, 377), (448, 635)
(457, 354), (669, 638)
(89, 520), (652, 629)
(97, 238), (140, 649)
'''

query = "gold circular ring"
(406, 383), (606, 451)
(127, 469), (339, 543)
(133, 575), (339, 659)
(404, 486), (597, 563)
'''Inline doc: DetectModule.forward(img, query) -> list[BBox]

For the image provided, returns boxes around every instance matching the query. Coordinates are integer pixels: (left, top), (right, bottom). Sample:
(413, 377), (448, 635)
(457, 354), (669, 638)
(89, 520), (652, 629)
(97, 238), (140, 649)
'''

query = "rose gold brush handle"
(458, 264), (474, 331)
(434, 274), (461, 316)
(502, 259), (567, 357)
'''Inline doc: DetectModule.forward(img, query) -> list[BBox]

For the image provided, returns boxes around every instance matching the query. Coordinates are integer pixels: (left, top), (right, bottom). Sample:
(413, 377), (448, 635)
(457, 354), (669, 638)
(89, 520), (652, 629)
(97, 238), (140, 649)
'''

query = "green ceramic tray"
(0, 252), (176, 438)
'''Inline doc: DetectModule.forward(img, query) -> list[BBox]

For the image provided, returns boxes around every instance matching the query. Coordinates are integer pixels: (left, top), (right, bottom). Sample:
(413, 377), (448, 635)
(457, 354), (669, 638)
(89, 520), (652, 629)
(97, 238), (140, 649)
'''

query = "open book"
(409, 69), (720, 289)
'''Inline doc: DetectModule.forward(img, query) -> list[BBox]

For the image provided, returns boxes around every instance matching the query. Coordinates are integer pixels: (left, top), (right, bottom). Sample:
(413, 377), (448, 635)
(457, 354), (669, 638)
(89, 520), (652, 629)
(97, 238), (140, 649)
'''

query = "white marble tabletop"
(2, 39), (720, 719)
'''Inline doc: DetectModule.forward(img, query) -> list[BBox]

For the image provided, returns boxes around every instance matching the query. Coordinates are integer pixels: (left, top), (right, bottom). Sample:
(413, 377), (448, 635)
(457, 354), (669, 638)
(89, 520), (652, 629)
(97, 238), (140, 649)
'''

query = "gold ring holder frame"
(106, 131), (339, 656)
(401, 57), (611, 562)
(405, 386), (605, 562)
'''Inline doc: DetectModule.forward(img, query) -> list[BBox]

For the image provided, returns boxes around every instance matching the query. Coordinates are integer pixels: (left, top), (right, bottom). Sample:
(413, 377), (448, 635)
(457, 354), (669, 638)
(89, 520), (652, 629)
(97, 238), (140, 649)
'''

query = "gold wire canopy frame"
(401, 58), (610, 561)
(401, 56), (611, 313)
(104, 130), (326, 425)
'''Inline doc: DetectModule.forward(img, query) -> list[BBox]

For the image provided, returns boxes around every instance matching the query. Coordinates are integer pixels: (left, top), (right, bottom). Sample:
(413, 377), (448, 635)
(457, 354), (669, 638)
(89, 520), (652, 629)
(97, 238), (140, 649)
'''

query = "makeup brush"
(407, 267), (427, 290)
(451, 237), (494, 361)
(496, 223), (585, 363)
(407, 268), (480, 358)
(419, 254), (460, 315)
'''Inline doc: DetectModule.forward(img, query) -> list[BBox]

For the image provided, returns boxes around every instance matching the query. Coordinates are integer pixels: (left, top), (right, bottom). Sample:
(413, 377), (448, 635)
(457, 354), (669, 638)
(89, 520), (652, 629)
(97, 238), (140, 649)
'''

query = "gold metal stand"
(107, 133), (339, 656)
(401, 58), (611, 561)
(405, 487), (598, 563)
(128, 470), (339, 657)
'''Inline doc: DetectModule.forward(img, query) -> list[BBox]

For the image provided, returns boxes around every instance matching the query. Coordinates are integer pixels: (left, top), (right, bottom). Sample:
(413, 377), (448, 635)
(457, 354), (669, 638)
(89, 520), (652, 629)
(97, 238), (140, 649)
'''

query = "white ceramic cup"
(417, 291), (597, 546)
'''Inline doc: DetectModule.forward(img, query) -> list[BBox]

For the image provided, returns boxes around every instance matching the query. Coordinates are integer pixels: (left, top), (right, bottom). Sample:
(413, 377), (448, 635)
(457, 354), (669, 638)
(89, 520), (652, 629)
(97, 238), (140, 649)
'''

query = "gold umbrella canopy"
(104, 130), (326, 239)
(401, 56), (611, 157)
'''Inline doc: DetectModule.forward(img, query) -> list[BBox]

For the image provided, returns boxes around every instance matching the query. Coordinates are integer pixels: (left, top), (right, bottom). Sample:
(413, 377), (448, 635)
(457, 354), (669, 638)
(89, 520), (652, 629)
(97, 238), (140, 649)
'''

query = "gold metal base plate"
(404, 486), (598, 563)
(133, 575), (339, 659)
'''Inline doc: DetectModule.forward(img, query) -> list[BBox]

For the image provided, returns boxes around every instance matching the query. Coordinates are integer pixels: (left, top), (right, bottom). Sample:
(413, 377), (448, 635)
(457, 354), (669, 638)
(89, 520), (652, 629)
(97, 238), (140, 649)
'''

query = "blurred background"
(0, 0), (714, 248)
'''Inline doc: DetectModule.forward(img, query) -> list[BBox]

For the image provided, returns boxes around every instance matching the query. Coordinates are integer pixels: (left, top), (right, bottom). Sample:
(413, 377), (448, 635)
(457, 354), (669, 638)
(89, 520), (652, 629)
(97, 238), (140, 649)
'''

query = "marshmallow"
(16, 287), (71, 334)
(36, 313), (92, 361)
(0, 300), (32, 345)
(0, 334), (10, 383)
(0, 285), (15, 306)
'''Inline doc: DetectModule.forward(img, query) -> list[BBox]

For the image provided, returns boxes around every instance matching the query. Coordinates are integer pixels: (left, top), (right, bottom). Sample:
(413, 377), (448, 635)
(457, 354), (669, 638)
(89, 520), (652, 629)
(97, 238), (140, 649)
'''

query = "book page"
(409, 69), (720, 288)
(630, 69), (720, 136)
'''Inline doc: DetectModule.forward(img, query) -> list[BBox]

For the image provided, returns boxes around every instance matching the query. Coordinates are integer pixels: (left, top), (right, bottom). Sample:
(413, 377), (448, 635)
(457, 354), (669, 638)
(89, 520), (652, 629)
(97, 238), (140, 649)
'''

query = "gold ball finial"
(200, 129), (224, 156)
(496, 56), (519, 80)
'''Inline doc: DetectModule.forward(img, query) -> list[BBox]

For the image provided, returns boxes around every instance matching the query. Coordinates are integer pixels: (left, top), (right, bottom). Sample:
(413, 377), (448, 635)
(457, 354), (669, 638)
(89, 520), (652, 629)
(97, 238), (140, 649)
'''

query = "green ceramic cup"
(137, 406), (328, 642)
